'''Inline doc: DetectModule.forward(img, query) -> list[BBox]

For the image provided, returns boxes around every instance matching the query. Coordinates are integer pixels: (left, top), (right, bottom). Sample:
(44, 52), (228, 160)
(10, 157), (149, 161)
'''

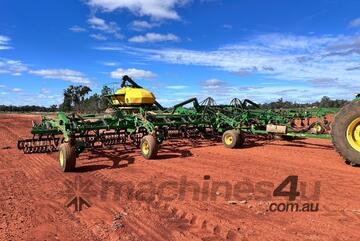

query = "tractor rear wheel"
(331, 100), (360, 166)
(140, 135), (158, 159)
(222, 130), (245, 148)
(59, 142), (76, 172)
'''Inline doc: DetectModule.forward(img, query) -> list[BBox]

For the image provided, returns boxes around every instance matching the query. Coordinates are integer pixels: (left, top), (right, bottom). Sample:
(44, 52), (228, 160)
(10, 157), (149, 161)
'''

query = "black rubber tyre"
(238, 131), (245, 147)
(140, 135), (159, 159)
(331, 100), (360, 166)
(59, 143), (76, 172)
(222, 130), (244, 148)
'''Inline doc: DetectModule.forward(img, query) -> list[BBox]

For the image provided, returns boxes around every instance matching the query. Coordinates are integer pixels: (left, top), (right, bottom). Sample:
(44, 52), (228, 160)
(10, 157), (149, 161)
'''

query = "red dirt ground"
(1, 114), (360, 241)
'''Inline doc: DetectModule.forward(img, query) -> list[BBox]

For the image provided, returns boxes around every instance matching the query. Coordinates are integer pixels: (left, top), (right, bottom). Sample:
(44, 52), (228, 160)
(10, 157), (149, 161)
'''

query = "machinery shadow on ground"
(267, 139), (334, 150)
(73, 135), (332, 172)
(156, 147), (193, 160)
(75, 139), (218, 171)
(74, 137), (266, 171)
(75, 146), (136, 172)
(156, 138), (226, 159)
(244, 134), (334, 150)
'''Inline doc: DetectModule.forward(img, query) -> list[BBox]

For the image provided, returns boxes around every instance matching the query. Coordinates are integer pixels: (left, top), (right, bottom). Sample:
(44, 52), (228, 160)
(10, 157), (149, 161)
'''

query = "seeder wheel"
(140, 135), (159, 159)
(331, 100), (360, 166)
(59, 143), (76, 172)
(222, 130), (245, 148)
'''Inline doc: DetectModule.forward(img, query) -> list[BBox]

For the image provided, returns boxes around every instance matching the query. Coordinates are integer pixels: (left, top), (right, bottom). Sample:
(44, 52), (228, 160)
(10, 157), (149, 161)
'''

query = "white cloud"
(87, 0), (189, 20)
(129, 20), (159, 31)
(109, 33), (360, 100)
(90, 33), (107, 40)
(0, 58), (28, 75)
(88, 15), (123, 39)
(110, 68), (157, 79)
(0, 59), (92, 85)
(11, 88), (22, 92)
(129, 33), (360, 82)
(0, 69), (10, 74)
(70, 25), (87, 32)
(29, 69), (91, 84)
(349, 18), (360, 28)
(94, 46), (124, 51)
(223, 24), (232, 29)
(201, 79), (226, 89)
(0, 35), (12, 50)
(165, 85), (188, 89)
(2, 89), (63, 106)
(129, 33), (179, 43)
(40, 88), (50, 94)
(88, 15), (110, 31)
(6, 60), (28, 72)
(102, 61), (118, 66)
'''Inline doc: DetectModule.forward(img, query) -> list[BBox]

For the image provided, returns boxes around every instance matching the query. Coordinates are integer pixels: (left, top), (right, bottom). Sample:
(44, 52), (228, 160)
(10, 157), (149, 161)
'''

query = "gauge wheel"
(222, 130), (244, 148)
(140, 135), (159, 159)
(59, 142), (76, 172)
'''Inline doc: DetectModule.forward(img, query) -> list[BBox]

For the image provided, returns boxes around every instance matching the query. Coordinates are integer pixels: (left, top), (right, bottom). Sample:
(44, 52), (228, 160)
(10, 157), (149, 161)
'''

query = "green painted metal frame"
(31, 101), (338, 140)
(26, 95), (341, 156)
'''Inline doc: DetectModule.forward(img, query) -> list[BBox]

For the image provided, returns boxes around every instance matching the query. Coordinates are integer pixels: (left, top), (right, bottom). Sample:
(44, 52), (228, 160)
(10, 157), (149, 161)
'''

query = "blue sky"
(1, 0), (360, 106)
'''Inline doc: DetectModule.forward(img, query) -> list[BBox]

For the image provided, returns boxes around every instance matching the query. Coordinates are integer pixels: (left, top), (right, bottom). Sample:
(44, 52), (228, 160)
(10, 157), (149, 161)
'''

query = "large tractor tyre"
(140, 135), (159, 159)
(331, 100), (360, 166)
(222, 130), (245, 149)
(59, 143), (76, 172)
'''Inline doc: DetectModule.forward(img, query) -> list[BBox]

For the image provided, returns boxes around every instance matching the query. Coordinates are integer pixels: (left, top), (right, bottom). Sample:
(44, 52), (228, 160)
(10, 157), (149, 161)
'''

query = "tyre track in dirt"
(72, 148), (245, 240)
(0, 115), (108, 240)
(78, 147), (280, 240)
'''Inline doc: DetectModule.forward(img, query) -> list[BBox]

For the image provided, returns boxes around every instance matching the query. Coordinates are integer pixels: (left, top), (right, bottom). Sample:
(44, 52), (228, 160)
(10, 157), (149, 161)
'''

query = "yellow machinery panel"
(112, 87), (156, 106)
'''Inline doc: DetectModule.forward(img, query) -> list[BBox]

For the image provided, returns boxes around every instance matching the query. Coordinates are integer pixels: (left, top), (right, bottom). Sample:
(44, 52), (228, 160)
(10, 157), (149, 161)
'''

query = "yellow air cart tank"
(112, 87), (155, 106)
(110, 75), (156, 106)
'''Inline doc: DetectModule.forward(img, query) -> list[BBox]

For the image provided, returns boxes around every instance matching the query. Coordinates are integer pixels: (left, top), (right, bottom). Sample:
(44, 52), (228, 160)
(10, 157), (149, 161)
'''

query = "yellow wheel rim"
(346, 117), (360, 152)
(224, 134), (233, 145)
(142, 141), (149, 155)
(315, 124), (322, 133)
(59, 150), (64, 167)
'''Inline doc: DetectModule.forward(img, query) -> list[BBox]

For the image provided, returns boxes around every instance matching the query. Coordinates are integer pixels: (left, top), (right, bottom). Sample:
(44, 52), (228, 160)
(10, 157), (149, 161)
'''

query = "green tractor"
(331, 95), (360, 166)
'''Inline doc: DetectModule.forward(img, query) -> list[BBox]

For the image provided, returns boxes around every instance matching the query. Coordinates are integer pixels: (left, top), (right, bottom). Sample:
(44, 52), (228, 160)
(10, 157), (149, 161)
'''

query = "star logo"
(62, 176), (94, 212)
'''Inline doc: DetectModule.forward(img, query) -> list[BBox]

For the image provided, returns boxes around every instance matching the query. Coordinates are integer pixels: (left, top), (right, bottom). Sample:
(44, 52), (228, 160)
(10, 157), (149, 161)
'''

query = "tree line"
(0, 105), (58, 112)
(0, 84), (351, 112)
(58, 85), (112, 113)
(260, 96), (349, 109)
(0, 85), (112, 113)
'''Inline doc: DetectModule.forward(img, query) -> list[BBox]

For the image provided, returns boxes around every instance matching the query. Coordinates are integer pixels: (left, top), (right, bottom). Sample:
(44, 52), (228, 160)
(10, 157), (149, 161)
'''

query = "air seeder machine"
(17, 76), (360, 171)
